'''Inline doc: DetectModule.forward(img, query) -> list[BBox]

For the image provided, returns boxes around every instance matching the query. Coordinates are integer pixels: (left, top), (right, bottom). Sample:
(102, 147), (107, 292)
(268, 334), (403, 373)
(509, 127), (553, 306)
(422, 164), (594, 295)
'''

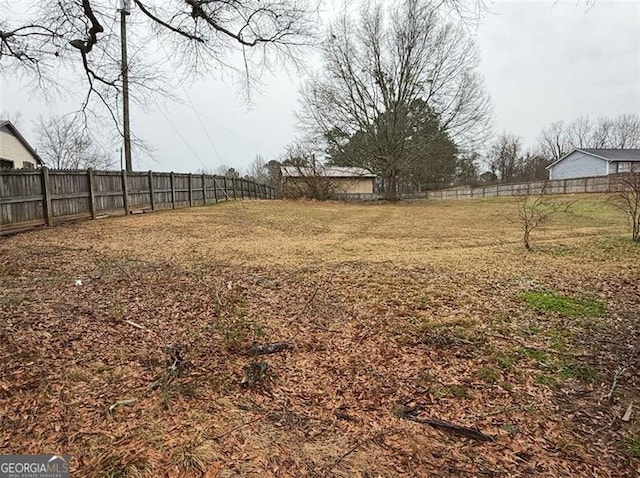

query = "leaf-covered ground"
(1, 197), (639, 477)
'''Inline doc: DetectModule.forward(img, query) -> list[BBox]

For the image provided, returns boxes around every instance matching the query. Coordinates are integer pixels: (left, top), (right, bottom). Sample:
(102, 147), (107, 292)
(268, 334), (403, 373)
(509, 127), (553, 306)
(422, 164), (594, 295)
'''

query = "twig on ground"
(107, 398), (137, 413)
(124, 319), (145, 330)
(327, 427), (402, 473)
(213, 416), (265, 440)
(606, 342), (639, 400)
(622, 403), (633, 422)
(247, 342), (292, 355)
(606, 365), (628, 400)
(113, 261), (134, 281)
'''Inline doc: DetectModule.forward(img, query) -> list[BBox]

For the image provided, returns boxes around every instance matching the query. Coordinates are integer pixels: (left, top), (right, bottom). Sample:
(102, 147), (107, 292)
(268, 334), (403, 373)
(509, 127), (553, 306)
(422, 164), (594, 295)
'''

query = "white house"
(547, 148), (640, 180)
(0, 120), (44, 169)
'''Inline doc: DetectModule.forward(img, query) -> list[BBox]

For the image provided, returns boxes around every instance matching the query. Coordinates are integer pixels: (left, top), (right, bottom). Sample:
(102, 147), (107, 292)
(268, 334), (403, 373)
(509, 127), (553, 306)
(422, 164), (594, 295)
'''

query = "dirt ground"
(1, 197), (639, 477)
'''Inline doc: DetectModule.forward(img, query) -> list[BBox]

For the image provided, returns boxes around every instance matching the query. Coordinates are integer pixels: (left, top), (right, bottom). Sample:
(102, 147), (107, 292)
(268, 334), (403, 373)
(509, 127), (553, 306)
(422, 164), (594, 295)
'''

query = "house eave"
(0, 120), (45, 166)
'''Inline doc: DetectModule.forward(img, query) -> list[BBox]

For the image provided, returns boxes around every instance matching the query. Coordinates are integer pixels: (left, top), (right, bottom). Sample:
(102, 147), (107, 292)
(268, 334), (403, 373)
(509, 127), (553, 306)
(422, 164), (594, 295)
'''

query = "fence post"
(232, 178), (237, 199)
(223, 176), (228, 201)
(121, 169), (130, 215)
(202, 173), (207, 205)
(240, 178), (244, 199)
(41, 166), (53, 226)
(170, 172), (176, 209)
(88, 168), (97, 219)
(148, 170), (156, 211)
(188, 173), (193, 207)
(563, 179), (567, 194)
(213, 176), (218, 202)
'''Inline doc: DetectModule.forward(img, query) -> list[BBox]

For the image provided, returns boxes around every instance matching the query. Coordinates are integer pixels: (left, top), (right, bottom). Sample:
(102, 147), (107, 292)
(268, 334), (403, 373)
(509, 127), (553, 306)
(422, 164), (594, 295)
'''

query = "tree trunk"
(385, 173), (399, 201)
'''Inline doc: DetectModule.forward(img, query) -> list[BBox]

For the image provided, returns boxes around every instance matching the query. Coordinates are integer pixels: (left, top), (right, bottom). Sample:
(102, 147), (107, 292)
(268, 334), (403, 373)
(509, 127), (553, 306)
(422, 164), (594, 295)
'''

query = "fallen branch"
(124, 319), (146, 330)
(107, 398), (137, 413)
(213, 416), (265, 440)
(606, 342), (639, 400)
(606, 365), (627, 400)
(113, 261), (134, 281)
(409, 417), (495, 442)
(622, 402), (633, 422)
(247, 342), (291, 356)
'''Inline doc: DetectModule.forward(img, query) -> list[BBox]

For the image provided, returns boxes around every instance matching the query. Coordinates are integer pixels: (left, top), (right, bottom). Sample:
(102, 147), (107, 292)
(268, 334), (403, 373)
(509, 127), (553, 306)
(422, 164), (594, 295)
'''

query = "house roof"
(546, 148), (640, 169)
(281, 166), (376, 178)
(0, 120), (44, 165)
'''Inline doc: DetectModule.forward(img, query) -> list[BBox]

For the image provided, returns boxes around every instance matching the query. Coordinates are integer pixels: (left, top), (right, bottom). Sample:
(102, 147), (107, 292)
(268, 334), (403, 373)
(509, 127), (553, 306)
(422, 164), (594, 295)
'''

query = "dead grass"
(1, 196), (639, 476)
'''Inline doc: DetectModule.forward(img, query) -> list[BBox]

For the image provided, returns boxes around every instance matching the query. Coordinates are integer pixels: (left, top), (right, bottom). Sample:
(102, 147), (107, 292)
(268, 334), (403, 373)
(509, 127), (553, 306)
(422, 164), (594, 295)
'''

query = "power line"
(155, 102), (234, 201)
(155, 103), (208, 170)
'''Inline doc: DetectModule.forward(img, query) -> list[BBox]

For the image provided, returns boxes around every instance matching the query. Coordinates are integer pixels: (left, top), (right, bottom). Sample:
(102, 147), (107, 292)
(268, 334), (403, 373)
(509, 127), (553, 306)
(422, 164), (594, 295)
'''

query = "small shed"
(547, 148), (640, 180)
(281, 166), (377, 195)
(0, 120), (44, 170)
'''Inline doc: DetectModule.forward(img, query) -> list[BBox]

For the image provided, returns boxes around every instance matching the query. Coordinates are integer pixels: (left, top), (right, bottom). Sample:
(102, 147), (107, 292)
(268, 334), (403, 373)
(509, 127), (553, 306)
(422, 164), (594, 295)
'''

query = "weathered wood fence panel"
(1, 168), (275, 235)
(425, 175), (617, 200)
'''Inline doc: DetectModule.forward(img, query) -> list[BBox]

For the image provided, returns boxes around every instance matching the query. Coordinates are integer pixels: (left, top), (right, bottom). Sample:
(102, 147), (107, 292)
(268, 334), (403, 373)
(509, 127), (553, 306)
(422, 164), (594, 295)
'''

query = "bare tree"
(299, 0), (492, 200)
(1, 0), (316, 135)
(212, 164), (241, 178)
(247, 154), (282, 193)
(247, 155), (269, 184)
(35, 115), (116, 170)
(610, 114), (640, 149)
(539, 121), (571, 162)
(489, 133), (522, 182)
(0, 110), (23, 128)
(514, 183), (570, 250)
(568, 116), (594, 148)
(610, 166), (640, 242)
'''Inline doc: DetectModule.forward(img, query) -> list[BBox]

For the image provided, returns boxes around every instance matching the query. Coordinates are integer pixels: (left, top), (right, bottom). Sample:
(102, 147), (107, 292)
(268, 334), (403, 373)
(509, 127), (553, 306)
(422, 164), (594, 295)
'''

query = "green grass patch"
(477, 366), (501, 384)
(491, 349), (517, 371)
(558, 362), (597, 383)
(535, 374), (557, 386)
(521, 291), (605, 318)
(627, 432), (640, 459)
(516, 347), (548, 363)
(430, 383), (469, 400)
(516, 325), (543, 338)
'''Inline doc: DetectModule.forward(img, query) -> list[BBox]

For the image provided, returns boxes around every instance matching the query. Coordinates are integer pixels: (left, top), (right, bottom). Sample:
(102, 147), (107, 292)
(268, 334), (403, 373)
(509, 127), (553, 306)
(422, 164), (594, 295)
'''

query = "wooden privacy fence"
(411, 175), (617, 200)
(0, 168), (275, 235)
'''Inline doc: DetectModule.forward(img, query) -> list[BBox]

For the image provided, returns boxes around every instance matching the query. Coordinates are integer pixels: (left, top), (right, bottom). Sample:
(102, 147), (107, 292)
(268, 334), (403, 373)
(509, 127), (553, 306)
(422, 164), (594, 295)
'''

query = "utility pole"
(119, 0), (132, 172)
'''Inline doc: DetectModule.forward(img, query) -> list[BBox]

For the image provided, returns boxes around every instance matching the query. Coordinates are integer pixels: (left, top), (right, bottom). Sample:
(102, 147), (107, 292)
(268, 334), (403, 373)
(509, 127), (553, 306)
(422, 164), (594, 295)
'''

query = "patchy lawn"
(1, 196), (639, 477)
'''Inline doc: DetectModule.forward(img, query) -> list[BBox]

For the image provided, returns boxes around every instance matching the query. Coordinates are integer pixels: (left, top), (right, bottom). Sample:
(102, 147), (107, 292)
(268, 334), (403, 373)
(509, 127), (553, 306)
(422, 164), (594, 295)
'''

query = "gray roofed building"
(547, 148), (640, 180)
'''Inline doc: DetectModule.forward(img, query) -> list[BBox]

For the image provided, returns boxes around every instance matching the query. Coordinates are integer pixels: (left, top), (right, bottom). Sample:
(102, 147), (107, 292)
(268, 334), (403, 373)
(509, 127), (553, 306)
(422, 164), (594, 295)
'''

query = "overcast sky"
(1, 0), (639, 173)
